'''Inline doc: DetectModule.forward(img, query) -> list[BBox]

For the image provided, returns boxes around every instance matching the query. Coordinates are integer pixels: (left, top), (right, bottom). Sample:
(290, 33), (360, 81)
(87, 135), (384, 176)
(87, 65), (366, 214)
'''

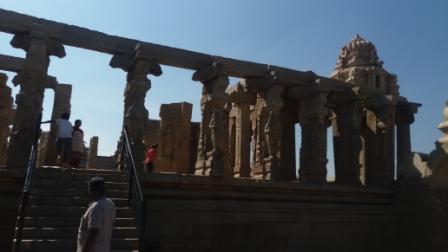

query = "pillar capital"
(227, 82), (256, 105)
(110, 43), (162, 76)
(10, 23), (66, 58)
(395, 101), (420, 125)
(242, 71), (277, 92)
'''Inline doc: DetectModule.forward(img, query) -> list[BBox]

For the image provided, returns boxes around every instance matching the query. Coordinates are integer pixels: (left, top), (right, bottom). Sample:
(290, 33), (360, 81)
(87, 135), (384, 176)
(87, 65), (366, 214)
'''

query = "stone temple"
(0, 8), (447, 252)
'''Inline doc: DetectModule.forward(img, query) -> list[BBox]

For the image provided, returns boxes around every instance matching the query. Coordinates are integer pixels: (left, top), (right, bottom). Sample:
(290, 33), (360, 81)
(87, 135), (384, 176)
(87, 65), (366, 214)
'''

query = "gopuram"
(0, 8), (447, 252)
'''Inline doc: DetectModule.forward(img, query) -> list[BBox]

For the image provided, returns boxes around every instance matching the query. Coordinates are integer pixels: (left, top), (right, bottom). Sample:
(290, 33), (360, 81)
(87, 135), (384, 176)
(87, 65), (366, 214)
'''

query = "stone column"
(193, 63), (229, 177)
(364, 96), (396, 187)
(44, 84), (72, 165)
(0, 73), (14, 167)
(37, 131), (49, 168)
(87, 136), (98, 169)
(228, 106), (236, 175)
(298, 92), (331, 184)
(395, 102), (418, 174)
(110, 44), (162, 173)
(234, 101), (251, 177)
(228, 83), (256, 178)
(262, 85), (285, 180)
(330, 94), (363, 185)
(7, 24), (66, 169)
(280, 99), (298, 181)
(253, 93), (269, 179)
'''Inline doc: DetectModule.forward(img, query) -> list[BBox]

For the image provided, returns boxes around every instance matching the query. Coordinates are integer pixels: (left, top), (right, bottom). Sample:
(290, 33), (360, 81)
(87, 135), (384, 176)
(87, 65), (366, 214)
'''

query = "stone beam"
(0, 54), (25, 72)
(0, 8), (330, 88)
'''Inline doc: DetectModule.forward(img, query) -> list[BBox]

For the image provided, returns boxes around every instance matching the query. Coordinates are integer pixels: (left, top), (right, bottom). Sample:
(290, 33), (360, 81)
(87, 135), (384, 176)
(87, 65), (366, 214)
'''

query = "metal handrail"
(13, 113), (42, 252)
(120, 127), (146, 251)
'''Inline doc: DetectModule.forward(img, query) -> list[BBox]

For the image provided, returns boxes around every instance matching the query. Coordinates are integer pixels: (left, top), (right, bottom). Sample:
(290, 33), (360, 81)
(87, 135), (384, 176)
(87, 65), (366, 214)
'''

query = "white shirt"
(56, 119), (73, 139)
(77, 197), (116, 252)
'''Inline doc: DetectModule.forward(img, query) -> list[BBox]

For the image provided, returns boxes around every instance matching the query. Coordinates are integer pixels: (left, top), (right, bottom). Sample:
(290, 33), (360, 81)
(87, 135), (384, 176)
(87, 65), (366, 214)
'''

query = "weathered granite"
(0, 73), (14, 167)
(6, 24), (65, 169)
(86, 136), (98, 169)
(156, 102), (192, 174)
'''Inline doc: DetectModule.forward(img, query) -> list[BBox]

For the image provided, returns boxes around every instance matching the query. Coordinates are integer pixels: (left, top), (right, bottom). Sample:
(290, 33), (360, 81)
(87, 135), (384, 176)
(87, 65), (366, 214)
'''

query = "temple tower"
(331, 34), (399, 96)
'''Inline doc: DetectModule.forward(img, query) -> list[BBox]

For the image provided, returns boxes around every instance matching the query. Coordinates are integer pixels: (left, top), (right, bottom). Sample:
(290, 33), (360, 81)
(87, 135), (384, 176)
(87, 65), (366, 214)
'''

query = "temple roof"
(334, 34), (384, 71)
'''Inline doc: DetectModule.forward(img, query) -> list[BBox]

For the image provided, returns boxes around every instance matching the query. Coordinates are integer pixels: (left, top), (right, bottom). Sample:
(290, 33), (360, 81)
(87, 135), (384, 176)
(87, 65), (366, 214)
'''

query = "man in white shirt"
(77, 177), (116, 252)
(42, 113), (73, 168)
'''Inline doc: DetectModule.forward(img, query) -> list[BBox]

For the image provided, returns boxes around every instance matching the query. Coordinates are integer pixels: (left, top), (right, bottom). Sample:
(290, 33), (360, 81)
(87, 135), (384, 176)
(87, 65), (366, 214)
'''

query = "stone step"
(33, 170), (127, 183)
(31, 179), (128, 190)
(20, 238), (138, 251)
(28, 196), (129, 207)
(23, 217), (136, 227)
(29, 188), (128, 198)
(22, 226), (137, 239)
(38, 167), (120, 174)
(25, 206), (133, 218)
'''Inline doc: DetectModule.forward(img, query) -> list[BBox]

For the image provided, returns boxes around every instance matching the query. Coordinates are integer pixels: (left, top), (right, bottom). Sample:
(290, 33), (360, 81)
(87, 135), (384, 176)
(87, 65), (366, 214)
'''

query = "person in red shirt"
(144, 144), (158, 172)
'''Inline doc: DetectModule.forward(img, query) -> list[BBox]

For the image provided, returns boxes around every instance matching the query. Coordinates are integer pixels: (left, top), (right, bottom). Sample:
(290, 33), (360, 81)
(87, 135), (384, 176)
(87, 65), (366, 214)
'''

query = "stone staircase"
(16, 167), (138, 252)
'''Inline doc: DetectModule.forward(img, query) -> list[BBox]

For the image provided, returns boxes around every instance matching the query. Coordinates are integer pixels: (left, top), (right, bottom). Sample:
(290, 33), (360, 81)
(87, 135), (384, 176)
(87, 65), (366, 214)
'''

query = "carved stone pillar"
(280, 99), (299, 181)
(262, 85), (284, 180)
(195, 90), (213, 174)
(7, 24), (66, 169)
(234, 101), (251, 177)
(0, 73), (13, 167)
(45, 84), (72, 166)
(193, 73), (229, 177)
(395, 102), (419, 176)
(364, 96), (396, 187)
(228, 106), (236, 175)
(87, 136), (98, 169)
(228, 83), (256, 178)
(330, 94), (363, 185)
(110, 44), (162, 173)
(253, 94), (269, 179)
(193, 63), (229, 177)
(299, 92), (330, 184)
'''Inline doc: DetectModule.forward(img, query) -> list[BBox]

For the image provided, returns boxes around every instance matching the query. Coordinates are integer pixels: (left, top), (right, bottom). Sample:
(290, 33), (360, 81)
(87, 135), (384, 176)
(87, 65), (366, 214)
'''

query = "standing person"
(71, 119), (85, 168)
(42, 113), (73, 168)
(77, 177), (116, 252)
(144, 144), (158, 172)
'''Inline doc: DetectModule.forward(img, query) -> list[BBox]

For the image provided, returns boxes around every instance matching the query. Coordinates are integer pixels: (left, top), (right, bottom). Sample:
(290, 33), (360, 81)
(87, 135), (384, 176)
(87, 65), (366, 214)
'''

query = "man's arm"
(81, 228), (99, 252)
(41, 119), (56, 124)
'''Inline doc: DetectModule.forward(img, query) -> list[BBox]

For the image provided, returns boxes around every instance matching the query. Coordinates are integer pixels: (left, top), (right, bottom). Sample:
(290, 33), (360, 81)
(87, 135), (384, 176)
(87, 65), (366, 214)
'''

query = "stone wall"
(141, 173), (397, 252)
(0, 170), (23, 251)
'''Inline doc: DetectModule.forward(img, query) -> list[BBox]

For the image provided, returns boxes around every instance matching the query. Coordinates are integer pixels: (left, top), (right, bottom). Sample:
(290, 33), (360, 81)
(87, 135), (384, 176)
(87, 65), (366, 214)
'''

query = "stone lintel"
(365, 94), (396, 109)
(327, 89), (359, 106)
(314, 77), (348, 92)
(212, 56), (269, 78)
(0, 8), (378, 89)
(0, 54), (25, 72)
(270, 65), (316, 85)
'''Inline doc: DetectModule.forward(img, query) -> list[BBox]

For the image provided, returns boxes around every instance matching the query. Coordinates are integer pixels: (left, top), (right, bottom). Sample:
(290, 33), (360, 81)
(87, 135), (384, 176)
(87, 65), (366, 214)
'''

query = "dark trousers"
(146, 162), (153, 173)
(56, 138), (72, 162)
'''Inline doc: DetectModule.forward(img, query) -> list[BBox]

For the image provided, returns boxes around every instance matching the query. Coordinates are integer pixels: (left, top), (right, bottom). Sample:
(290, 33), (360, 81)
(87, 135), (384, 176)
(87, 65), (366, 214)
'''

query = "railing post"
(13, 113), (42, 252)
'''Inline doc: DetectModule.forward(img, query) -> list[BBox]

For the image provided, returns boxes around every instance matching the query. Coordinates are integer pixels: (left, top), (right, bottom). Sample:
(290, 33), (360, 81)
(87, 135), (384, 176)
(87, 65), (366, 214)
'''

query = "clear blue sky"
(0, 0), (447, 175)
